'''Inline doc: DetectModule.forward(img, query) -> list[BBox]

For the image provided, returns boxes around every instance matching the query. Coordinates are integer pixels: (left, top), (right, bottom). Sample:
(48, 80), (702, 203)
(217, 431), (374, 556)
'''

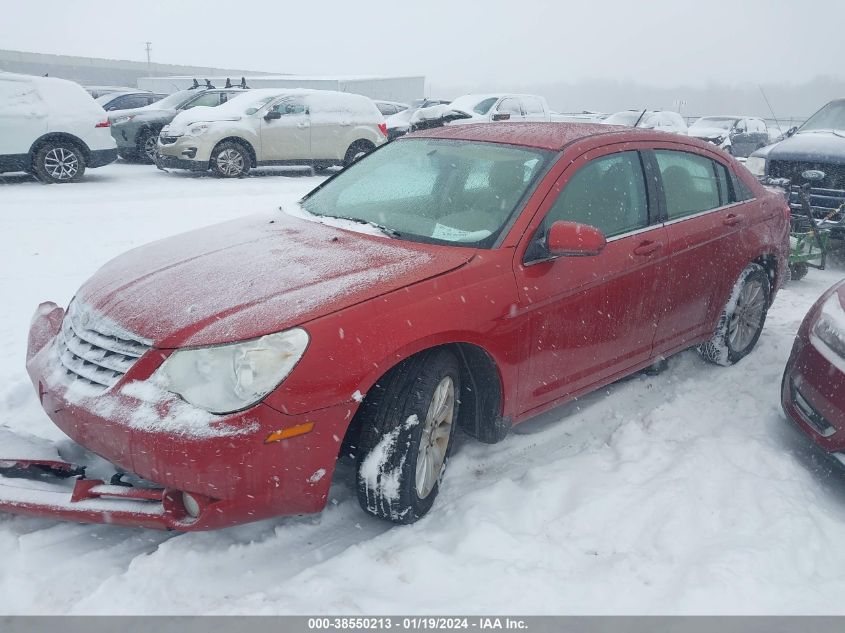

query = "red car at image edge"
(5, 122), (790, 530)
(783, 280), (845, 459)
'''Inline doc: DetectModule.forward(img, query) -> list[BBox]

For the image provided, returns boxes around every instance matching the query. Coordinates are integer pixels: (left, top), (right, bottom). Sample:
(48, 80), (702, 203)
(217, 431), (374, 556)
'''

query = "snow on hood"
(167, 106), (242, 133)
(762, 130), (845, 165)
(74, 212), (472, 349)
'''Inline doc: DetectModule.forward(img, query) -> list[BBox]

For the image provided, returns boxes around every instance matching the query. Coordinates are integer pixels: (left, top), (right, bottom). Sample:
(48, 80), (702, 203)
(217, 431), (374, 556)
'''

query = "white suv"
(0, 72), (117, 183)
(156, 89), (387, 177)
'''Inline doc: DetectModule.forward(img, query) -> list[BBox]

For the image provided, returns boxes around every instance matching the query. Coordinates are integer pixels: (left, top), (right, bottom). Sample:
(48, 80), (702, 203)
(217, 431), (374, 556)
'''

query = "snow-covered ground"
(1, 162), (845, 615)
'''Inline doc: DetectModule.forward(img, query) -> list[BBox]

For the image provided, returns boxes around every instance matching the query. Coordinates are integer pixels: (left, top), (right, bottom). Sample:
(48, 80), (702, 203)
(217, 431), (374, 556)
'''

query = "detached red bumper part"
(0, 458), (177, 530)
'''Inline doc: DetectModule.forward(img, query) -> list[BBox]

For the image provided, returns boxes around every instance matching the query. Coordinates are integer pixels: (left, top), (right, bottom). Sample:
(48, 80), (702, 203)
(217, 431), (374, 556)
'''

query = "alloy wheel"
(216, 148), (245, 176)
(43, 147), (79, 181)
(415, 375), (455, 499)
(143, 136), (158, 162)
(728, 278), (766, 352)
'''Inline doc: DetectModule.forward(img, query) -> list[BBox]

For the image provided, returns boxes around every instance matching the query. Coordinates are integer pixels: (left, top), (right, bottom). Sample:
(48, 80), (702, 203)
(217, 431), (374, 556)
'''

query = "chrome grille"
(57, 303), (151, 391)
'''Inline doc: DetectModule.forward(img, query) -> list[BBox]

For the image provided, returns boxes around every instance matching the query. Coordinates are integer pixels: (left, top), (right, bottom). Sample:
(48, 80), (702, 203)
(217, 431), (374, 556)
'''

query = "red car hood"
(75, 212), (472, 348)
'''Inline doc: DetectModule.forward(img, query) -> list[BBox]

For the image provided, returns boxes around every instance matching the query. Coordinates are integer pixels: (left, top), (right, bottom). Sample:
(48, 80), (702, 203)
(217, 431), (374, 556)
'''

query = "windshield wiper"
(342, 217), (402, 238)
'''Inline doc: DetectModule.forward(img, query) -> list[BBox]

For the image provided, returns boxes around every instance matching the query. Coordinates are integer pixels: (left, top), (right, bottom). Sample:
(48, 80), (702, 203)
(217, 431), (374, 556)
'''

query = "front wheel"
(33, 142), (86, 183)
(356, 348), (461, 523)
(698, 263), (770, 366)
(789, 262), (809, 281)
(137, 129), (160, 164)
(211, 141), (251, 178)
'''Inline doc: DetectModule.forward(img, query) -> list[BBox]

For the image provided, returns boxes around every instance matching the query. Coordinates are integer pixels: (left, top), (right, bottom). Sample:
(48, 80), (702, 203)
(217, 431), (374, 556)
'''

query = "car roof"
(408, 122), (718, 152)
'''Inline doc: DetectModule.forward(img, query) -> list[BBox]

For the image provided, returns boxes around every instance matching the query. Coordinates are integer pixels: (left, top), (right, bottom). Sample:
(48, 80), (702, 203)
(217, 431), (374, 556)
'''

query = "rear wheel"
(356, 348), (461, 523)
(698, 263), (770, 366)
(211, 141), (251, 178)
(33, 142), (86, 184)
(343, 140), (375, 166)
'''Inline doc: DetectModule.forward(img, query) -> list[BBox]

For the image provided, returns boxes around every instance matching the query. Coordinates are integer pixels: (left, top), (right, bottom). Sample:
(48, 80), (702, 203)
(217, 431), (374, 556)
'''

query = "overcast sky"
(3, 0), (844, 98)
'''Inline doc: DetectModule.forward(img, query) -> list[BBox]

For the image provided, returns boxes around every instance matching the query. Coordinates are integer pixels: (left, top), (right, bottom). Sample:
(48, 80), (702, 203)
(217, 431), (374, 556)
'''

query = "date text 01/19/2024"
(307, 617), (529, 630)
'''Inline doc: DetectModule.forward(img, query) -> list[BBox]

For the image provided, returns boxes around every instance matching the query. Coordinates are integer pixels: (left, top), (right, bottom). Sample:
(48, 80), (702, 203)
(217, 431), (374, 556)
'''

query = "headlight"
(812, 295), (845, 360)
(112, 114), (135, 125)
(187, 123), (210, 136)
(153, 328), (309, 414)
(745, 156), (766, 177)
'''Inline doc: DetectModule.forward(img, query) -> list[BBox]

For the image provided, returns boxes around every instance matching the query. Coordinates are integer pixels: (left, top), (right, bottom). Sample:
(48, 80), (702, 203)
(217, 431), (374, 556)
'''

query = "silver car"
(156, 89), (387, 177)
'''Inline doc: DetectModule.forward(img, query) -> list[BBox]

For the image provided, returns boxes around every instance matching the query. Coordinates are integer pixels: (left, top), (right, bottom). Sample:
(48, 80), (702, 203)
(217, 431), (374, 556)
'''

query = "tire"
(211, 141), (251, 178)
(137, 129), (160, 164)
(698, 263), (770, 366)
(789, 262), (809, 281)
(343, 140), (375, 167)
(356, 348), (461, 524)
(33, 142), (86, 184)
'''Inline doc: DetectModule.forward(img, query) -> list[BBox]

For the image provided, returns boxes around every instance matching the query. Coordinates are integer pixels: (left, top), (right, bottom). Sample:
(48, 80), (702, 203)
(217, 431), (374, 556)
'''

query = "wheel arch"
(752, 252), (783, 304)
(29, 133), (91, 163)
(212, 136), (257, 166)
(341, 340), (510, 457)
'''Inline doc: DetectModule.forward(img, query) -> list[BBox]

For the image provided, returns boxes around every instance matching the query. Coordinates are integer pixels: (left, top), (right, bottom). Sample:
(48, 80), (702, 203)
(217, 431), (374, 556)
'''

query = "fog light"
(182, 492), (201, 518)
(181, 147), (197, 158)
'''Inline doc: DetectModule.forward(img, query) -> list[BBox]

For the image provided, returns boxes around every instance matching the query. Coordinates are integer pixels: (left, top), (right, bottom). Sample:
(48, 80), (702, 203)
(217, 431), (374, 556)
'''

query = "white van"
(156, 89), (387, 177)
(0, 73), (117, 183)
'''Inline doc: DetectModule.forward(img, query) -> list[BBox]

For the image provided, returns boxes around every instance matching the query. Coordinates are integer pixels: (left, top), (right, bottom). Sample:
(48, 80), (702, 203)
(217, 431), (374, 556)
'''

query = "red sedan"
(783, 280), (845, 459)
(8, 123), (789, 530)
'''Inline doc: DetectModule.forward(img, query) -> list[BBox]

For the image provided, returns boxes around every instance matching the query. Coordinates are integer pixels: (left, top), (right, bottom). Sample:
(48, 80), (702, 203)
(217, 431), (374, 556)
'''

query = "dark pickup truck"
(746, 99), (845, 238)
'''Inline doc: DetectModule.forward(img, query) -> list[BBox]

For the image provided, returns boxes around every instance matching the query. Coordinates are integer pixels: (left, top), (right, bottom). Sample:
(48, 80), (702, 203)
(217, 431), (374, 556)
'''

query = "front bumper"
(155, 153), (207, 171)
(782, 333), (845, 453)
(7, 303), (353, 530)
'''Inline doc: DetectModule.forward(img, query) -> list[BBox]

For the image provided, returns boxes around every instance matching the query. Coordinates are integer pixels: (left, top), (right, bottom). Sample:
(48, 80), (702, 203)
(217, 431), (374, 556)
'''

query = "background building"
(138, 75), (426, 104)
(0, 48), (270, 89)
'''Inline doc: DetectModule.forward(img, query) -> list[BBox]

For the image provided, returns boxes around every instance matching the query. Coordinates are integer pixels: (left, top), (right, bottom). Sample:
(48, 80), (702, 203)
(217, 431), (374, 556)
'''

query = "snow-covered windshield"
(243, 96), (276, 114)
(300, 138), (551, 248)
(152, 90), (197, 110)
(449, 95), (498, 115)
(692, 117), (737, 130)
(800, 100), (845, 133)
(604, 111), (646, 126)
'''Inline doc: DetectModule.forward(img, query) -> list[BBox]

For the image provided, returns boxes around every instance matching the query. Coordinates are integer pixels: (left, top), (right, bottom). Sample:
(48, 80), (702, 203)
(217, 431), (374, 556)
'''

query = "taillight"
(95, 120), (110, 128)
(378, 122), (388, 137)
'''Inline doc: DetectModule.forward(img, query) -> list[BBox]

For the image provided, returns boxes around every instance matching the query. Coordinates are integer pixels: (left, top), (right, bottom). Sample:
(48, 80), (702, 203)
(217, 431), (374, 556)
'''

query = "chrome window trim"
(660, 200), (745, 227)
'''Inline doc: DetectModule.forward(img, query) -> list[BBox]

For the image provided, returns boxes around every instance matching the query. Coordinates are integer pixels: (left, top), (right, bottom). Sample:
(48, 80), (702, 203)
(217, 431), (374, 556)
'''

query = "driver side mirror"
(492, 112), (511, 121)
(786, 126), (798, 137)
(546, 221), (606, 257)
(264, 110), (282, 121)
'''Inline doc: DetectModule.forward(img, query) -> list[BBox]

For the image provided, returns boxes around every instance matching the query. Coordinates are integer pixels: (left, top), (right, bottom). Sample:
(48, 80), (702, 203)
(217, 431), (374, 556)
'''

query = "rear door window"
(523, 97), (545, 115)
(654, 150), (721, 219)
(544, 151), (649, 238)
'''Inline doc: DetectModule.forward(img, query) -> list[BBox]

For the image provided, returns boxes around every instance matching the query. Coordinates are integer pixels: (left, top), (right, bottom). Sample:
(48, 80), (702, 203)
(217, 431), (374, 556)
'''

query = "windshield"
(692, 117), (737, 130)
(152, 89), (197, 110)
(449, 95), (498, 115)
(300, 138), (552, 248)
(604, 111), (645, 126)
(244, 96), (276, 115)
(800, 100), (845, 133)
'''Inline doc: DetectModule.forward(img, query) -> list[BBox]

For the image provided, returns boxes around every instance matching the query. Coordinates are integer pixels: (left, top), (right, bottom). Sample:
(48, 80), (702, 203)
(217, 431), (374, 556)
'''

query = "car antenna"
(190, 78), (199, 89)
(759, 85), (786, 137)
(633, 109), (648, 128)
(225, 77), (232, 88)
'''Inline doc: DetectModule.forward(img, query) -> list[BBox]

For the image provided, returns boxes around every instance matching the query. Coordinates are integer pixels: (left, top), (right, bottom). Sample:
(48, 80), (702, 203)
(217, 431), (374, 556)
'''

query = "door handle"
(723, 213), (742, 226)
(633, 240), (662, 256)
